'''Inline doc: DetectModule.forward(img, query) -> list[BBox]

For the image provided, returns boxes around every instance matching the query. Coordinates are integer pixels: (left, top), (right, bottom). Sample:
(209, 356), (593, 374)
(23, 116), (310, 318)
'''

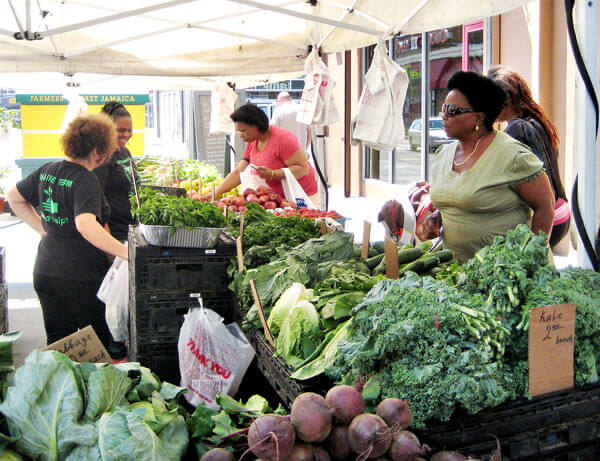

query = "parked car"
(407, 117), (453, 151)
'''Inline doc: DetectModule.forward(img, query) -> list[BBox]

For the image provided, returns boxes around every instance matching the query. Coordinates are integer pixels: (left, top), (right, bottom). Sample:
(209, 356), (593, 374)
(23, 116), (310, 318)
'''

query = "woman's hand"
(7, 186), (46, 237)
(255, 165), (274, 180)
(416, 209), (442, 241)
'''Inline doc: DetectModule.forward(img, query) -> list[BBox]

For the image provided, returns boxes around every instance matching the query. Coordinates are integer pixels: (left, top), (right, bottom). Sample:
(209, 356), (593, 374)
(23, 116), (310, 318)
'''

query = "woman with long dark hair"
(489, 65), (570, 249)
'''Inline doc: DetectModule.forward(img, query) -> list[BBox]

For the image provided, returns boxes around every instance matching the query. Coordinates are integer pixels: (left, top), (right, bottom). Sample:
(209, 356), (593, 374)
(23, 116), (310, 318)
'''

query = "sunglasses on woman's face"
(441, 103), (477, 117)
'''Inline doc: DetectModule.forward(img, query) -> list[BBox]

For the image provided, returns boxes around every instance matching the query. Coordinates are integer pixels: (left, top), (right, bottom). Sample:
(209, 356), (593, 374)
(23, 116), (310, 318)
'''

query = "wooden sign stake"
(211, 183), (216, 202)
(361, 221), (372, 259)
(385, 236), (399, 279)
(250, 279), (275, 347)
(237, 214), (245, 272)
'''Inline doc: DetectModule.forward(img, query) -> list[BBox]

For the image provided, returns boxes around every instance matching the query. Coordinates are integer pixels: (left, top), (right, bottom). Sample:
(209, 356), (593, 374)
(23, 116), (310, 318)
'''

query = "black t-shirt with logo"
(94, 147), (138, 241)
(17, 160), (111, 282)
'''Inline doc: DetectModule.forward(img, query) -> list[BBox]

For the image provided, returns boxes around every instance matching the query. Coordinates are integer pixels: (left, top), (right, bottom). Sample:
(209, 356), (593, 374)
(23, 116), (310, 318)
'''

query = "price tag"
(320, 220), (328, 235)
(249, 279), (275, 347)
(384, 236), (399, 279)
(528, 303), (576, 396)
(361, 221), (372, 259)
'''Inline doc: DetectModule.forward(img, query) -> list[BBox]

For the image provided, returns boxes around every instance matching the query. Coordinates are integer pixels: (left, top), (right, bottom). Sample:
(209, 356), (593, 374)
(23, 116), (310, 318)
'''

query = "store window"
(363, 22), (486, 185)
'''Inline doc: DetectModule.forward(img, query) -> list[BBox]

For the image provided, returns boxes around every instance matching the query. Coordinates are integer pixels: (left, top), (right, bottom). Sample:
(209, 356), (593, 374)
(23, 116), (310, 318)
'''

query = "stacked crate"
(127, 226), (236, 382)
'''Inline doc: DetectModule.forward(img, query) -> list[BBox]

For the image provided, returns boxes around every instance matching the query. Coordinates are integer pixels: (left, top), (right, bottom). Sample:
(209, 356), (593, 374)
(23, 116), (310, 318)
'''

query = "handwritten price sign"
(528, 303), (576, 396)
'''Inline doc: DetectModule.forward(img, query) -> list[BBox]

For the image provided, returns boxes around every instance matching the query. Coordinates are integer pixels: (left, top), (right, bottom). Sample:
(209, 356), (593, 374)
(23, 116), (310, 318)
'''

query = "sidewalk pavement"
(1, 187), (577, 367)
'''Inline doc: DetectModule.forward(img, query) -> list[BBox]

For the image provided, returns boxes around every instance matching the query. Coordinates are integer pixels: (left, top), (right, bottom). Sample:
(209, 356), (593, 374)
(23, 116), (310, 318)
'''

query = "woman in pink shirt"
(203, 104), (318, 203)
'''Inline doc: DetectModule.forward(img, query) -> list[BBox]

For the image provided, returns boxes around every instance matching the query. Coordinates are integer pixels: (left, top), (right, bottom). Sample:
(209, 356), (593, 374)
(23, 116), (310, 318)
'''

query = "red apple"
(232, 196), (245, 207)
(263, 201), (277, 210)
(222, 196), (235, 206)
(228, 205), (238, 213)
(268, 194), (282, 205)
(237, 205), (247, 213)
(243, 188), (256, 197)
(216, 202), (226, 211)
(256, 185), (273, 196)
(259, 194), (270, 204)
(246, 194), (260, 203)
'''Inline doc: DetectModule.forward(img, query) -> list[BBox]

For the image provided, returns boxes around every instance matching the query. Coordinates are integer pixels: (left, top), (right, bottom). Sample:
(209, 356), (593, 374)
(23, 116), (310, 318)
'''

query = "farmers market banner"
(16, 94), (150, 105)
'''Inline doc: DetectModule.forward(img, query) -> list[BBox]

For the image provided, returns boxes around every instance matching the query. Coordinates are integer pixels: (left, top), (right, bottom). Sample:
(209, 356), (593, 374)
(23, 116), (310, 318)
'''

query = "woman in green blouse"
(420, 71), (555, 263)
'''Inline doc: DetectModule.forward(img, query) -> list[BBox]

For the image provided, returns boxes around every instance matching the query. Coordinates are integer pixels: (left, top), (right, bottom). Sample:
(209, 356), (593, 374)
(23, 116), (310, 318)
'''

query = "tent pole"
(344, 50), (352, 197)
(575, 0), (597, 268)
(227, 0), (381, 36)
(317, 0), (361, 49)
(39, 0), (199, 38)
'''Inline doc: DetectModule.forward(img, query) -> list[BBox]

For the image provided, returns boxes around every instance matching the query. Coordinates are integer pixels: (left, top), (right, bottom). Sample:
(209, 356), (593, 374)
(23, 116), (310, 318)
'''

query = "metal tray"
(139, 224), (223, 248)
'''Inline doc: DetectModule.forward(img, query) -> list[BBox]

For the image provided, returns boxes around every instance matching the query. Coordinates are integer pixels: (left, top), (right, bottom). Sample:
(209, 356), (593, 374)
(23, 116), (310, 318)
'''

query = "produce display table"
(244, 320), (600, 460)
(127, 225), (236, 382)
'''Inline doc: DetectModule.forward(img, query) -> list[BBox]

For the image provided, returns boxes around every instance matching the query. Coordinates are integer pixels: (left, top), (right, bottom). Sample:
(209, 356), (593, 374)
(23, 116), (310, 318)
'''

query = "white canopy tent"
(0, 0), (533, 91)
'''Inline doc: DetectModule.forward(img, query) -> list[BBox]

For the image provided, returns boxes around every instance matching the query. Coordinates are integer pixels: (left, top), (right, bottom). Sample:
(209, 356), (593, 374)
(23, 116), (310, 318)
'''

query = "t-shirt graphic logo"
(42, 186), (59, 214)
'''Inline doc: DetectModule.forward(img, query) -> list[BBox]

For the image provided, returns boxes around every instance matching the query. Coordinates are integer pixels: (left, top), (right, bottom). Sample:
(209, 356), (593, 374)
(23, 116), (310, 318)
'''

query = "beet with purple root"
(430, 451), (468, 461)
(246, 414), (296, 461)
(291, 392), (335, 443)
(327, 426), (352, 461)
(314, 445), (331, 461)
(388, 430), (430, 461)
(348, 413), (392, 459)
(199, 448), (235, 461)
(288, 443), (315, 461)
(325, 385), (365, 425)
(376, 398), (412, 430)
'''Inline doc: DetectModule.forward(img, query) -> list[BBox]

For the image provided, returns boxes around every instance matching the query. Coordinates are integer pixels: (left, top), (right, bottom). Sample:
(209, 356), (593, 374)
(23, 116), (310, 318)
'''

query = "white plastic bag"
(352, 41), (409, 150)
(178, 307), (255, 408)
(281, 167), (316, 209)
(210, 81), (238, 135)
(61, 90), (88, 134)
(297, 49), (340, 126)
(239, 163), (269, 192)
(97, 257), (129, 342)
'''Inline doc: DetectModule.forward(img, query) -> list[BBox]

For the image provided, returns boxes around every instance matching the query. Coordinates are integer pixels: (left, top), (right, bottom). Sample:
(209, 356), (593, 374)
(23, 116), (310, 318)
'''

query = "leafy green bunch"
(131, 187), (226, 229)
(0, 350), (189, 460)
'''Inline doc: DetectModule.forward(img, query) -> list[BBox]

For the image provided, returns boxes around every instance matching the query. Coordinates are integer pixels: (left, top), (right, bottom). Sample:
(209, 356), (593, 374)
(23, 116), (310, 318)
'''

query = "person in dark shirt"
(94, 101), (138, 360)
(7, 114), (128, 352)
(489, 66), (570, 249)
(94, 101), (138, 242)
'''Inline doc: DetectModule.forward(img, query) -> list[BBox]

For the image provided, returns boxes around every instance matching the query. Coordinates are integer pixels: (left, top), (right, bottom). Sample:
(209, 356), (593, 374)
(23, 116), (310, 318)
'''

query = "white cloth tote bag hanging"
(297, 48), (340, 126)
(352, 41), (409, 150)
(209, 80), (238, 135)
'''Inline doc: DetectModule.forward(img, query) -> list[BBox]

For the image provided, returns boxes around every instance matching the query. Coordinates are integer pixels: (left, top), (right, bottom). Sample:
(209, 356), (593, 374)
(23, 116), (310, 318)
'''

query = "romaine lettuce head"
(267, 283), (314, 336)
(275, 300), (323, 368)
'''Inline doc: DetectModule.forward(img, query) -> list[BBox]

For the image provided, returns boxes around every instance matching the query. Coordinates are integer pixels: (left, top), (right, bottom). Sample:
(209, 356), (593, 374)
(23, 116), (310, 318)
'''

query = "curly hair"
(230, 104), (269, 133)
(447, 71), (507, 131)
(61, 114), (118, 161)
(101, 100), (131, 121)
(488, 65), (559, 151)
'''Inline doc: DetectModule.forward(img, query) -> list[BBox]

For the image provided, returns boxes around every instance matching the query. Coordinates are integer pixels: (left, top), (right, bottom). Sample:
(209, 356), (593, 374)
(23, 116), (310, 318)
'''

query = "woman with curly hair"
(7, 114), (128, 350)
(488, 65), (570, 249)
(419, 71), (555, 262)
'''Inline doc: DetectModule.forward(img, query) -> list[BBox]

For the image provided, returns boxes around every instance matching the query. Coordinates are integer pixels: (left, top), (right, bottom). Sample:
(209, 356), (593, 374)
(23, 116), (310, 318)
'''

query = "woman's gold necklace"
(453, 132), (489, 166)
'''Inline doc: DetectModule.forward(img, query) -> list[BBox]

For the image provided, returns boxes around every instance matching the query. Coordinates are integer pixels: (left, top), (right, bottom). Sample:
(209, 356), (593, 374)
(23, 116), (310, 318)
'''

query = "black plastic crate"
(245, 328), (332, 409)
(129, 226), (235, 292)
(418, 382), (600, 460)
(0, 283), (7, 334)
(130, 289), (234, 344)
(436, 419), (600, 461)
(130, 340), (180, 384)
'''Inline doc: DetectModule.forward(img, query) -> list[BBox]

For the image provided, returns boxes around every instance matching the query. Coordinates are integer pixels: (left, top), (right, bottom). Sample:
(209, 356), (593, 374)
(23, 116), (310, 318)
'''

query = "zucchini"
(399, 259), (425, 275)
(372, 241), (386, 254)
(397, 247), (425, 264)
(417, 240), (433, 252)
(419, 255), (440, 272)
(365, 253), (385, 270)
(436, 249), (454, 263)
(372, 256), (386, 275)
